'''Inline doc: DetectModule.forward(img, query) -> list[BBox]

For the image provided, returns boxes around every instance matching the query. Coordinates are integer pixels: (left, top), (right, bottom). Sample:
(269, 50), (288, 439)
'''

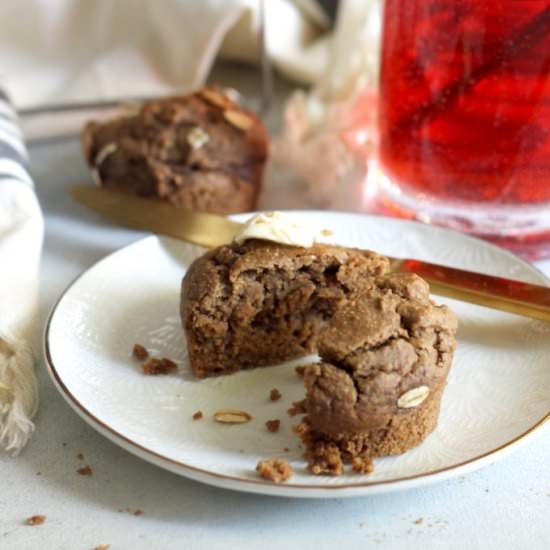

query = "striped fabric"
(0, 90), (30, 180)
(0, 89), (42, 455)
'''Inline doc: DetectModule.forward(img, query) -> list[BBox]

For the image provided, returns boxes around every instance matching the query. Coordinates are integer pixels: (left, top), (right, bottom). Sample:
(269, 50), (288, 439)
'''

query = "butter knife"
(69, 184), (550, 322)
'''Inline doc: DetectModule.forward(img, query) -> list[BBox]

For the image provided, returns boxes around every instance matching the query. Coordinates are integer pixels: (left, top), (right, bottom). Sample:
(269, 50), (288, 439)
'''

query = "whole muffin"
(295, 272), (458, 475)
(81, 87), (268, 214)
(180, 235), (458, 476)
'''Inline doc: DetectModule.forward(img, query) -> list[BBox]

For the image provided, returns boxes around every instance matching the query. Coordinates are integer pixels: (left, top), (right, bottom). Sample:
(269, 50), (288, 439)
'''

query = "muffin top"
(304, 272), (458, 436)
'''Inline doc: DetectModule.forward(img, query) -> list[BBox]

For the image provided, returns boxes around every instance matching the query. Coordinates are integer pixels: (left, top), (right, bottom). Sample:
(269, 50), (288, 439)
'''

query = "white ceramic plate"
(44, 212), (550, 498)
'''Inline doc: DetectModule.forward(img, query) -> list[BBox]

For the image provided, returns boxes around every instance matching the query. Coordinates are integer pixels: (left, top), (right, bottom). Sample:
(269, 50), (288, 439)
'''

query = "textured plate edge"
(43, 219), (550, 498)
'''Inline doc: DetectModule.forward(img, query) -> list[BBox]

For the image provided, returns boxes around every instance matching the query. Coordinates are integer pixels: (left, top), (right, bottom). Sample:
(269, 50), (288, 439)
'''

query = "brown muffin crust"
(294, 272), (457, 473)
(81, 87), (268, 214)
(304, 272), (457, 437)
(181, 240), (390, 378)
(294, 384), (445, 474)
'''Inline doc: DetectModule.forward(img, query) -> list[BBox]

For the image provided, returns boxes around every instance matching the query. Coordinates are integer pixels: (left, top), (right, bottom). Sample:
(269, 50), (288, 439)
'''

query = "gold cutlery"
(69, 184), (550, 322)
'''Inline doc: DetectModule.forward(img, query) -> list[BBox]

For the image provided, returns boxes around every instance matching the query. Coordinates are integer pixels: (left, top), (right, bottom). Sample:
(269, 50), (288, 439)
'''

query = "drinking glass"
(375, 1), (550, 258)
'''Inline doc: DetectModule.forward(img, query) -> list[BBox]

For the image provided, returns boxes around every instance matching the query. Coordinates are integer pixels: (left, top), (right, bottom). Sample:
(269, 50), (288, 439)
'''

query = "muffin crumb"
(132, 344), (149, 361)
(269, 388), (282, 402)
(192, 410), (203, 421)
(287, 400), (306, 417)
(25, 515), (46, 526)
(77, 465), (93, 477)
(142, 357), (177, 375)
(76, 452), (84, 460)
(351, 455), (375, 474)
(256, 458), (294, 483)
(295, 366), (306, 377)
(265, 419), (280, 433)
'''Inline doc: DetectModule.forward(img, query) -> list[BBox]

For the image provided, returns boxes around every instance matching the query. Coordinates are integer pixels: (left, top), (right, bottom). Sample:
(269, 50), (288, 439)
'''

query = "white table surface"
(2, 66), (550, 550)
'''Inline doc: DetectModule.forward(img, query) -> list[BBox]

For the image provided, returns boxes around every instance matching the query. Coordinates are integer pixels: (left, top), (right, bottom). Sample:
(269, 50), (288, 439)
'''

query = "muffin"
(181, 239), (389, 378)
(81, 87), (268, 214)
(295, 272), (458, 474)
(180, 235), (457, 474)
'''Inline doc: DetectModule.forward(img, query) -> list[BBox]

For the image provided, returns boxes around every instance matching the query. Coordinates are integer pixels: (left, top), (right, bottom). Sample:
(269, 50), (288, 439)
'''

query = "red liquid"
(379, 1), (550, 205)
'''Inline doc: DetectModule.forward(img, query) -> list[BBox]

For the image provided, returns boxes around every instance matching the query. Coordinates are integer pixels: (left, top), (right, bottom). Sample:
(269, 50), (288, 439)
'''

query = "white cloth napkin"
(0, 92), (44, 455)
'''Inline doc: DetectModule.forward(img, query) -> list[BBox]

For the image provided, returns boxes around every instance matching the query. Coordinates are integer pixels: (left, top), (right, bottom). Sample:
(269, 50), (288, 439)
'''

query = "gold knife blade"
(69, 184), (550, 322)
(70, 184), (242, 247)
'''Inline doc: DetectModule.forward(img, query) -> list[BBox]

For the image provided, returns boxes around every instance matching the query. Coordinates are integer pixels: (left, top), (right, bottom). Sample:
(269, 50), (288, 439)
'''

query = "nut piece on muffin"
(81, 86), (269, 214)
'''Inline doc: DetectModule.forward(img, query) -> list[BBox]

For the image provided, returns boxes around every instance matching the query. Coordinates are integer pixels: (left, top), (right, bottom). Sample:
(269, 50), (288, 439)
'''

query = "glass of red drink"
(376, 1), (550, 257)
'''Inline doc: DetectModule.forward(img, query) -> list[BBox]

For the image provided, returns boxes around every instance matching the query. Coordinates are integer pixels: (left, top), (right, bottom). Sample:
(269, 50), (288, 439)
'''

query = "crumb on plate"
(351, 455), (374, 474)
(295, 365), (306, 377)
(256, 458), (294, 483)
(287, 399), (306, 417)
(77, 465), (93, 477)
(269, 388), (282, 401)
(142, 357), (177, 375)
(132, 343), (149, 361)
(265, 419), (280, 433)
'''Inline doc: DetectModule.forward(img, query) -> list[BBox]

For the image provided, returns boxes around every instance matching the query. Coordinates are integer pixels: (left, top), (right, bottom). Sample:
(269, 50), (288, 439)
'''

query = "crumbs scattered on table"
(265, 419), (280, 433)
(192, 410), (203, 421)
(256, 458), (294, 483)
(287, 400), (306, 417)
(118, 508), (143, 517)
(269, 388), (282, 401)
(283, 447), (290, 452)
(142, 357), (177, 375)
(93, 545), (110, 550)
(295, 366), (306, 377)
(25, 515), (46, 526)
(132, 343), (149, 361)
(77, 465), (93, 477)
(76, 452), (84, 460)
(414, 518), (424, 525)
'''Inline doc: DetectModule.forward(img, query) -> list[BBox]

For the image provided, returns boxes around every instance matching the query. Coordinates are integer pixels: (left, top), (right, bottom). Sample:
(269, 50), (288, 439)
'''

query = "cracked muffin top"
(181, 239), (391, 378)
(304, 272), (458, 436)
